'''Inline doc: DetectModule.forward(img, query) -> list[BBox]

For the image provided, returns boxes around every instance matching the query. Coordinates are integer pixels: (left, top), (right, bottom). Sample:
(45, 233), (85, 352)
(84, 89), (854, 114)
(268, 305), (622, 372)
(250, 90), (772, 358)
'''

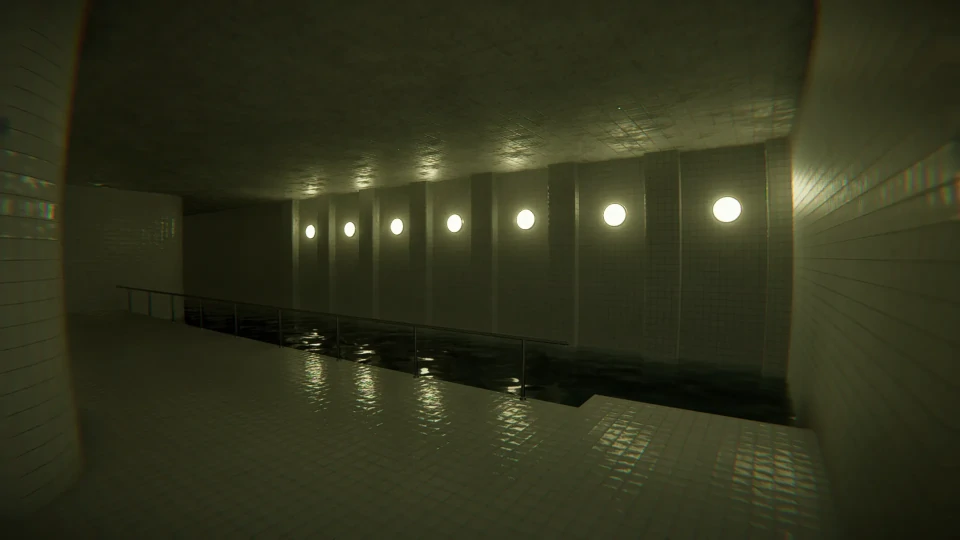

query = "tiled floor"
(6, 313), (836, 539)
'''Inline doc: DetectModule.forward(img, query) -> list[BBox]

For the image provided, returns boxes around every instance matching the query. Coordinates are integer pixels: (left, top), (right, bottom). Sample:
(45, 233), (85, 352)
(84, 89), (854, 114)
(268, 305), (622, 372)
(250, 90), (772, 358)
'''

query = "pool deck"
(7, 312), (837, 539)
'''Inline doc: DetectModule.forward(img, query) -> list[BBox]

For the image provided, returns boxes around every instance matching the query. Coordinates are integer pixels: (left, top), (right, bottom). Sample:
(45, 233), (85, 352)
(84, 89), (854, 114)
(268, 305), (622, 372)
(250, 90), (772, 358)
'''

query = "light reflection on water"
(293, 329), (329, 354)
(417, 357), (434, 378)
(180, 307), (795, 426)
(354, 347), (376, 361)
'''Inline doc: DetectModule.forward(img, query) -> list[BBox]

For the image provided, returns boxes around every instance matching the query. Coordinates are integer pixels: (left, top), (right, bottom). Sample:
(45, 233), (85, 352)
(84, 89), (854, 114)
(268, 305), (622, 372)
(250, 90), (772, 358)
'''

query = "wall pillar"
(296, 198), (325, 311)
(325, 198), (338, 312)
(358, 190), (380, 318)
(763, 138), (794, 378)
(285, 200), (300, 309)
(641, 150), (682, 363)
(547, 163), (579, 344)
(409, 182), (434, 325)
(0, 0), (85, 516)
(469, 173), (496, 332)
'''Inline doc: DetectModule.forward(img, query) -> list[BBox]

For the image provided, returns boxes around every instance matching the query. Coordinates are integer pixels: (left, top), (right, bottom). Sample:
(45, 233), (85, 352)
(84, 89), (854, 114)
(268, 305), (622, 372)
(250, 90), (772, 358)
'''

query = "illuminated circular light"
(390, 218), (404, 235)
(516, 209), (535, 230)
(603, 203), (627, 227)
(343, 222), (356, 237)
(447, 214), (463, 233)
(305, 225), (316, 239)
(712, 197), (742, 223)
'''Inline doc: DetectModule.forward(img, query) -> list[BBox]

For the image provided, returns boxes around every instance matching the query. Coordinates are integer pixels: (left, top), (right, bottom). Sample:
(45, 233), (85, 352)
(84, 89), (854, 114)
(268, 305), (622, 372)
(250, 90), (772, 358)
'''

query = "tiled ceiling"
(68, 0), (815, 213)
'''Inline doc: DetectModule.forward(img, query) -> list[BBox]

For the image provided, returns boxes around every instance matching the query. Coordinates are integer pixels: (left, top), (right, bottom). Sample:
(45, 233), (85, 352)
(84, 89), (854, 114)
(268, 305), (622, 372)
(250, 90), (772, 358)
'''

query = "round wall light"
(712, 197), (742, 223)
(447, 214), (463, 233)
(603, 203), (626, 227)
(516, 209), (535, 230)
(305, 225), (316, 239)
(344, 222), (356, 237)
(390, 218), (404, 235)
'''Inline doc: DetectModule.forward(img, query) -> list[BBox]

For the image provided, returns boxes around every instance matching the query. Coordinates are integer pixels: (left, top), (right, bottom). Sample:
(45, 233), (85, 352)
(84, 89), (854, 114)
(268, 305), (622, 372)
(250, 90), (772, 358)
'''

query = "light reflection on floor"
(8, 313), (836, 539)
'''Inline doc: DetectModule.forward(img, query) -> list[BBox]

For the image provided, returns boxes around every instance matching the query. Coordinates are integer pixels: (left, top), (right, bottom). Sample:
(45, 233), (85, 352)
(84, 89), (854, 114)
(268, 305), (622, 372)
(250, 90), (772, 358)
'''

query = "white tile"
(9, 313), (837, 538)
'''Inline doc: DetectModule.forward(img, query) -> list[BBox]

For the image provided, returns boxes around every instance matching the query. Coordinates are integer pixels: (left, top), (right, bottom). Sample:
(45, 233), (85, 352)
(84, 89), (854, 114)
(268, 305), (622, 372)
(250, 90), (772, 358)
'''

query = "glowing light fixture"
(344, 222), (356, 237)
(516, 209), (535, 230)
(447, 214), (463, 233)
(712, 197), (742, 223)
(305, 225), (316, 239)
(390, 218), (404, 235)
(603, 204), (626, 227)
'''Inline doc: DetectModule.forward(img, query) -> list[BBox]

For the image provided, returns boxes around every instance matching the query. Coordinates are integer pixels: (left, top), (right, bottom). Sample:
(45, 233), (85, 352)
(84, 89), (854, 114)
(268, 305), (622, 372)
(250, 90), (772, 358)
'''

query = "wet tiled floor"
(6, 313), (836, 539)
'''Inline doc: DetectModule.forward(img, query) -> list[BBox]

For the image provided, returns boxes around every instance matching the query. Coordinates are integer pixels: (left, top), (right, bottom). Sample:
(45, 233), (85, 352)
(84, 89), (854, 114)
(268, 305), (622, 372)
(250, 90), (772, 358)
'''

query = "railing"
(117, 285), (568, 399)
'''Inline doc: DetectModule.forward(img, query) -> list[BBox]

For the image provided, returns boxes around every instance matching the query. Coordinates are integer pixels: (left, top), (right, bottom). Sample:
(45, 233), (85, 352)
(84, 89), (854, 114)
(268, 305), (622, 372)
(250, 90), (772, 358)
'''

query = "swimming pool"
(183, 302), (794, 426)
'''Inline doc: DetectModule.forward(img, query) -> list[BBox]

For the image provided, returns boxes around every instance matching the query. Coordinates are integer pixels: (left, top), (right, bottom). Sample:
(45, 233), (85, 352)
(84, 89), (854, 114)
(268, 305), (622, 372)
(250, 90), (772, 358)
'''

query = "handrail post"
(170, 293), (175, 322)
(127, 289), (132, 313)
(413, 325), (419, 378)
(520, 338), (527, 400)
(335, 316), (341, 360)
(233, 304), (238, 335)
(147, 292), (152, 318)
(199, 299), (204, 329)
(278, 309), (283, 347)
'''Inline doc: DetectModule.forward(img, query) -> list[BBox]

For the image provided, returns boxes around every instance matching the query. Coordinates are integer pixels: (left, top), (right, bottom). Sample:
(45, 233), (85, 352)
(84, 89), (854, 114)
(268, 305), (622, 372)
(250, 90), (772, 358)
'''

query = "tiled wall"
(289, 201), (299, 310)
(329, 193), (361, 316)
(577, 158), (645, 350)
(297, 197), (324, 312)
(377, 185), (412, 323)
(468, 173), (496, 333)
(788, 1), (960, 536)
(0, 0), (84, 516)
(678, 145), (769, 371)
(641, 151), (682, 362)
(762, 139), (793, 378)
(408, 182), (434, 325)
(545, 163), (578, 343)
(62, 186), (183, 315)
(495, 169), (551, 339)
(357, 189), (379, 318)
(293, 142), (794, 373)
(431, 177), (472, 330)
(183, 201), (295, 308)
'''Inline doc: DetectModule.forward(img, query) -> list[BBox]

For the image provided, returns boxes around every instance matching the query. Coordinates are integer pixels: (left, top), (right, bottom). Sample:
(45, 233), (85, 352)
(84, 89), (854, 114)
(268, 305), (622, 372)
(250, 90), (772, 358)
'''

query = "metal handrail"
(117, 285), (569, 399)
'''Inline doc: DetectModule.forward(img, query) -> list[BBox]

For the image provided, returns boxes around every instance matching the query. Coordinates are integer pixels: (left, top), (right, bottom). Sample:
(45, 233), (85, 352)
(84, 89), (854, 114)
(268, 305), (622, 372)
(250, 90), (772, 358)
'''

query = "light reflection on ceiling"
(68, 0), (816, 214)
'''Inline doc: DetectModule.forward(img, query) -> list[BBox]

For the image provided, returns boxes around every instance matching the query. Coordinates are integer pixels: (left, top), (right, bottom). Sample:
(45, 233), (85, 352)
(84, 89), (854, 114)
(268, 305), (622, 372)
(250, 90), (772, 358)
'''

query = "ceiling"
(68, 0), (816, 213)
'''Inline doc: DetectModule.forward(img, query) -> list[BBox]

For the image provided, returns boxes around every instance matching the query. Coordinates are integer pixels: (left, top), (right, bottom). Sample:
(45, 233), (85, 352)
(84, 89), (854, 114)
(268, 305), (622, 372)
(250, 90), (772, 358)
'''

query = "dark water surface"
(184, 302), (794, 426)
